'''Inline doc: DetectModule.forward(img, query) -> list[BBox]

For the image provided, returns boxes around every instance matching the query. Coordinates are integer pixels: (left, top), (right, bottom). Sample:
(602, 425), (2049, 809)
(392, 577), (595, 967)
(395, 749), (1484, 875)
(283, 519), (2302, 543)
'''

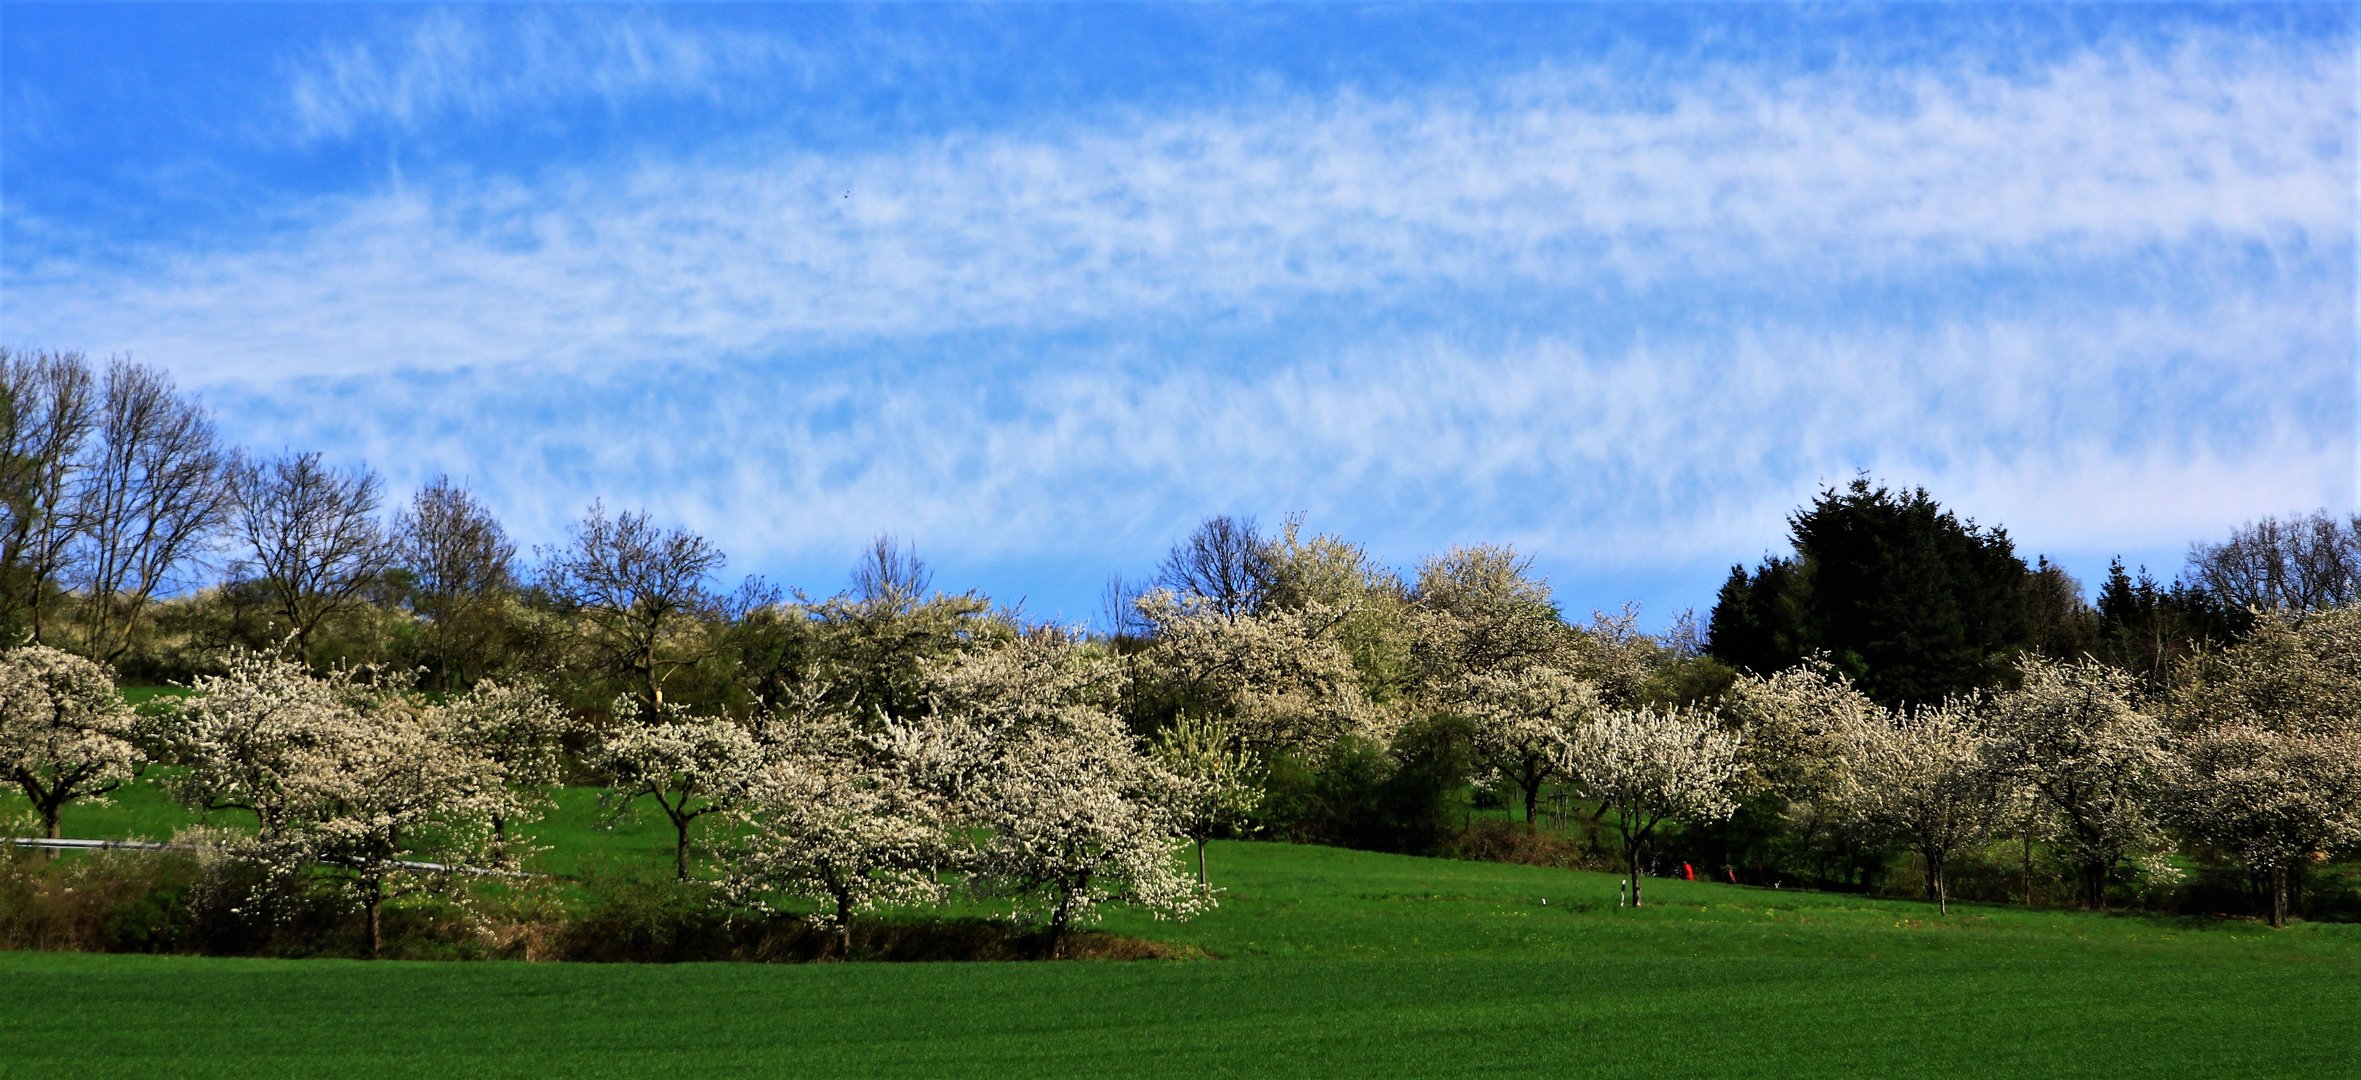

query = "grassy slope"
(3, 837), (2357, 1079)
(9, 780), (2358, 1078)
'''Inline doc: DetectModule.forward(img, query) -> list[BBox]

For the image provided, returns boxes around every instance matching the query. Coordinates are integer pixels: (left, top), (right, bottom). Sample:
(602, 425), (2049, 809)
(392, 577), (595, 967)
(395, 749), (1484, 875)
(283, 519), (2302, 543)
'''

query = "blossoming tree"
(1556, 704), (1742, 908)
(0, 645), (144, 840)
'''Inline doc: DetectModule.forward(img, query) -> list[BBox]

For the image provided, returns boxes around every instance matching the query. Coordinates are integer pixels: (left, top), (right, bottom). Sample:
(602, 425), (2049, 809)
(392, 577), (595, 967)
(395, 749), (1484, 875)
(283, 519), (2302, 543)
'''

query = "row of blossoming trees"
(4, 575), (2356, 960)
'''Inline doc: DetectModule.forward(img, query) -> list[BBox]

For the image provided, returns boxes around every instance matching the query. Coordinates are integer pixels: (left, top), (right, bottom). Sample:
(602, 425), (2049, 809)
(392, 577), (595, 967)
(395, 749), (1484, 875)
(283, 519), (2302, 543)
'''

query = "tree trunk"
(1196, 839), (1208, 892)
(837, 890), (856, 958)
(2270, 865), (2288, 929)
(367, 880), (384, 959)
(1626, 835), (1645, 909)
(1523, 781), (1541, 834)
(672, 813), (692, 881)
(1049, 895), (1072, 959)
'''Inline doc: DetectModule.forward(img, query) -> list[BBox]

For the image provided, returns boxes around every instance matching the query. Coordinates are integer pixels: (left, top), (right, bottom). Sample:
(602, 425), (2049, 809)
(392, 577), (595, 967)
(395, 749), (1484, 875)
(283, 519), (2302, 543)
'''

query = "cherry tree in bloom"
(1983, 659), (2174, 909)
(438, 678), (570, 847)
(1458, 665), (1600, 832)
(1134, 591), (1379, 754)
(2174, 723), (2361, 927)
(589, 695), (759, 880)
(1718, 658), (1886, 856)
(1839, 699), (2012, 915)
(1556, 704), (1742, 908)
(1150, 711), (1262, 891)
(0, 645), (144, 840)
(2171, 610), (2361, 927)
(168, 649), (378, 838)
(728, 702), (948, 956)
(921, 630), (1206, 957)
(295, 697), (513, 957)
(166, 650), (515, 956)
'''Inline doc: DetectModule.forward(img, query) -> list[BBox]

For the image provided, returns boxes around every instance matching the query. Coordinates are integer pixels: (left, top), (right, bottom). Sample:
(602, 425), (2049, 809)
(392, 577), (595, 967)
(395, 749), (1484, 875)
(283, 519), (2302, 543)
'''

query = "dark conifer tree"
(1708, 479), (2033, 706)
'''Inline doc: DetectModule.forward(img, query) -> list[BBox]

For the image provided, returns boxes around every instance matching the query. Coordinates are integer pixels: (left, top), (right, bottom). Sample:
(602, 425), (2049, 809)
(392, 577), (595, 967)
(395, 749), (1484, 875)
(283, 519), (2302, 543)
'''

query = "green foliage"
(1257, 715), (1470, 855)
(1709, 478), (2035, 705)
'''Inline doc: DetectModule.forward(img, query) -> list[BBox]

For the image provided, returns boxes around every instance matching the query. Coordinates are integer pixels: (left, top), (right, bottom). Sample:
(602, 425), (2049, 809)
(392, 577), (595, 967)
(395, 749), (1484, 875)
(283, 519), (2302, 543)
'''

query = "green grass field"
(6, 778), (2358, 1077)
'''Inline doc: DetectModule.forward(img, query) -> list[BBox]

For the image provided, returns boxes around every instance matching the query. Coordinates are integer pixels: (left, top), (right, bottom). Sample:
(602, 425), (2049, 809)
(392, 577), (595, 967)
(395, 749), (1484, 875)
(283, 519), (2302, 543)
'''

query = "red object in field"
(1683, 863), (1695, 881)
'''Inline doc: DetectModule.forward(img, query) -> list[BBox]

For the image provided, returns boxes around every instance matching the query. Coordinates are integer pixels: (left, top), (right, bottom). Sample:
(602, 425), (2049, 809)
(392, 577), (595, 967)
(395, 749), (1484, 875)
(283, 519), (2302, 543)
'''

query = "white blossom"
(728, 705), (948, 955)
(588, 694), (761, 880)
(0, 645), (143, 839)
(1556, 704), (1742, 908)
(1983, 659), (2175, 909)
(1839, 699), (2010, 914)
(1458, 664), (1599, 831)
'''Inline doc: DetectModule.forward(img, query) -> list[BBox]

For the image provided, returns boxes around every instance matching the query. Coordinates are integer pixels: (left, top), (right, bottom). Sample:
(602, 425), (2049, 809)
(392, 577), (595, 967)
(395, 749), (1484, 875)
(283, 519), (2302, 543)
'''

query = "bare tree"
(69, 360), (232, 662)
(1157, 514), (1270, 619)
(850, 532), (931, 611)
(540, 502), (723, 705)
(396, 476), (517, 690)
(2187, 511), (2361, 612)
(0, 349), (97, 642)
(230, 451), (398, 666)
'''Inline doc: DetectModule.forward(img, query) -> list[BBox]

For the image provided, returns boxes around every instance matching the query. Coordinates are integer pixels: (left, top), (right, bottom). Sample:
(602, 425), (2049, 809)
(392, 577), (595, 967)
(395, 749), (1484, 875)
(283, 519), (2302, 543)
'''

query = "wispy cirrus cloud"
(10, 28), (2343, 382)
(2, 9), (2350, 615)
(283, 8), (833, 142)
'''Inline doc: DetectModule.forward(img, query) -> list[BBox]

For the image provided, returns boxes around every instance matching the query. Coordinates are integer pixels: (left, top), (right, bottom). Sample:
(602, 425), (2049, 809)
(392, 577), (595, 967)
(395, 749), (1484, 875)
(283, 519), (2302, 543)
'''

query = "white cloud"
(283, 10), (828, 141)
(7, 28), (2345, 383)
(2, 15), (2349, 609)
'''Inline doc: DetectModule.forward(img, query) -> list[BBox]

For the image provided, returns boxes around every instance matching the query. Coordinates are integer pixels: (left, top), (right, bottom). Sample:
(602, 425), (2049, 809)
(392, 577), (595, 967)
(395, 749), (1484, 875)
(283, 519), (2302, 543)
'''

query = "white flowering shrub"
(0, 645), (143, 839)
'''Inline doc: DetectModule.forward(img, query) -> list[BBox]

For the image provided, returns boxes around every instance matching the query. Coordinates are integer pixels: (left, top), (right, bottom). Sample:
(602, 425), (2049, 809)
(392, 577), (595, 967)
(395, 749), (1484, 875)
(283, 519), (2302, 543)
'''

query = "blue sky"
(2, 4), (2352, 629)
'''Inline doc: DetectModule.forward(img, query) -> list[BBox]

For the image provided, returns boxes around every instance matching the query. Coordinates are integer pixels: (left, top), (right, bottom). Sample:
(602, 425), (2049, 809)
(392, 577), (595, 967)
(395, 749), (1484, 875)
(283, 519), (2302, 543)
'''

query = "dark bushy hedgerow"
(0, 850), (1198, 962)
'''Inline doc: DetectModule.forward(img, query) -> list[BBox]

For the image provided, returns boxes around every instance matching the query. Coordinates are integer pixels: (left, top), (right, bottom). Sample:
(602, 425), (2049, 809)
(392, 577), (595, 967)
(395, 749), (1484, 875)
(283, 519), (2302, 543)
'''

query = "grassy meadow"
(6, 773), (2359, 1078)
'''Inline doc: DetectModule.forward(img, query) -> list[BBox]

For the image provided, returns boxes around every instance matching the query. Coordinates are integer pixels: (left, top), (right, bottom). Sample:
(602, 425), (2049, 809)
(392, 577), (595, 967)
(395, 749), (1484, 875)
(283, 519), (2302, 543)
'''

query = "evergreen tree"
(1707, 479), (2032, 705)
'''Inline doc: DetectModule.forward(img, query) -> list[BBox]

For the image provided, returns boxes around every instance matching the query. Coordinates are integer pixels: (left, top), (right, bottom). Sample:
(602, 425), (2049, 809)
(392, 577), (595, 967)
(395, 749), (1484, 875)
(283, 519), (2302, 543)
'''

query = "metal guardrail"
(2, 836), (547, 878)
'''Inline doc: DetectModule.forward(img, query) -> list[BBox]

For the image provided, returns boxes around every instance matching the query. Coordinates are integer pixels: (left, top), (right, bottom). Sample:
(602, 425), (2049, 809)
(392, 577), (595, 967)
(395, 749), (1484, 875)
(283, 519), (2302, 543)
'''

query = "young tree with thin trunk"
(1459, 665), (1599, 832)
(591, 695), (757, 879)
(70, 359), (233, 663)
(0, 645), (143, 839)
(540, 502), (723, 706)
(231, 452), (397, 666)
(1841, 700), (2008, 915)
(1556, 704), (1742, 908)
(1150, 711), (1263, 891)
